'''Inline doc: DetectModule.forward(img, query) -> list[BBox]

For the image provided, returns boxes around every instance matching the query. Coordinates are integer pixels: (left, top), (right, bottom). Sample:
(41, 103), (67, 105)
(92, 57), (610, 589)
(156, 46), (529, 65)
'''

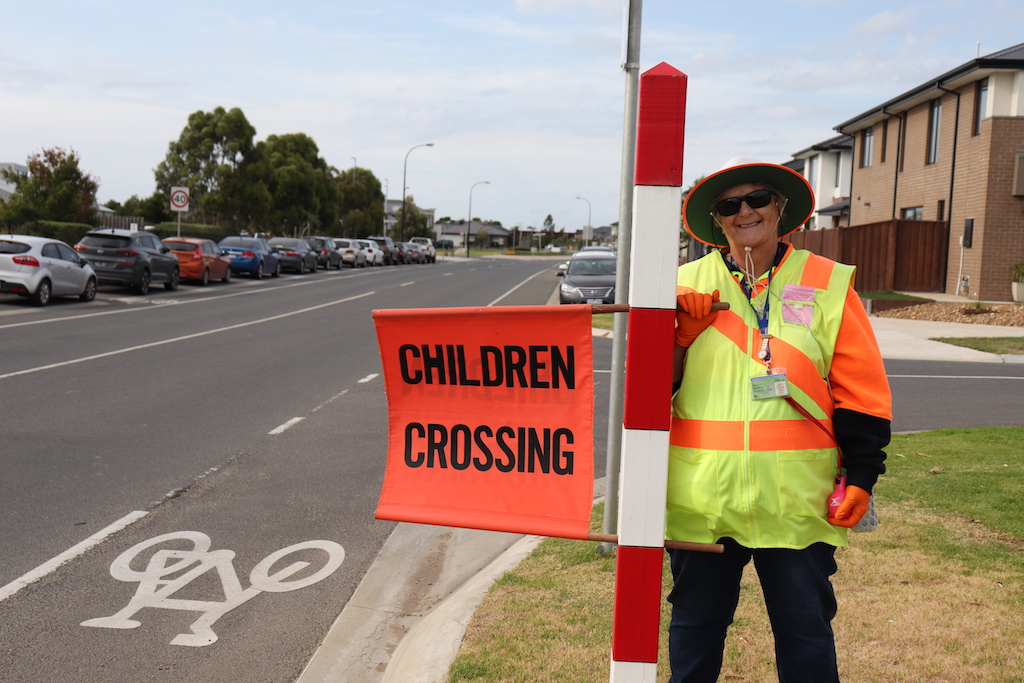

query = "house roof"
(436, 219), (510, 236)
(792, 133), (853, 159)
(836, 41), (1024, 133)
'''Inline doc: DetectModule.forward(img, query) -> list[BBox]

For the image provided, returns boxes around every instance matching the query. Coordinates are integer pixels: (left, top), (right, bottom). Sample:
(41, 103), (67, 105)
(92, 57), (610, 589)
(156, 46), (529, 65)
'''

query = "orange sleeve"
(828, 288), (893, 421)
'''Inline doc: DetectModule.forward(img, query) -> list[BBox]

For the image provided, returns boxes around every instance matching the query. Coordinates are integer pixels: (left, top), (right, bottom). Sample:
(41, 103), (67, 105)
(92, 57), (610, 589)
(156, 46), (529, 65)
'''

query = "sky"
(2, 1), (1022, 233)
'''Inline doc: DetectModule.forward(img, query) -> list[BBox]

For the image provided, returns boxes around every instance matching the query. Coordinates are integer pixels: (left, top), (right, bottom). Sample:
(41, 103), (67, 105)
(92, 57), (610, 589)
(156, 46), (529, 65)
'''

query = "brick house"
(834, 41), (1024, 300)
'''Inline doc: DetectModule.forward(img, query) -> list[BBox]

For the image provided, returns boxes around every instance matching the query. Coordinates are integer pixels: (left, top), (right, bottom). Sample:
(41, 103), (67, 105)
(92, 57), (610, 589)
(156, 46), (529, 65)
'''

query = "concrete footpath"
(297, 302), (1024, 683)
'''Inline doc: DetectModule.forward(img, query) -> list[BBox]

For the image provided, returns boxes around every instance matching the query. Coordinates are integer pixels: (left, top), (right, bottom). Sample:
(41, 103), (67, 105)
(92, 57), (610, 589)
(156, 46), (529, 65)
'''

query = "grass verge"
(931, 337), (1024, 355)
(860, 291), (933, 301)
(448, 426), (1024, 683)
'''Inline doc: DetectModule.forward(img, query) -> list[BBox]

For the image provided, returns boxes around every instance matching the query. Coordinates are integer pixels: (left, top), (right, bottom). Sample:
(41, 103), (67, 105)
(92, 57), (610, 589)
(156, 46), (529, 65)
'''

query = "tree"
(154, 106), (270, 229)
(390, 195), (430, 240)
(104, 192), (173, 223)
(0, 147), (98, 225)
(256, 133), (340, 236)
(335, 166), (385, 238)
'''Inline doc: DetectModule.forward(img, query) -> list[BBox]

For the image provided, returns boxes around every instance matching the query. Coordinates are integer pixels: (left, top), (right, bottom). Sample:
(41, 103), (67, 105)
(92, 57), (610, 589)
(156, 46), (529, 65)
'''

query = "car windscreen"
(80, 234), (132, 249)
(0, 240), (30, 254)
(335, 240), (352, 248)
(566, 258), (615, 276)
(163, 241), (199, 252)
(220, 237), (253, 248)
(270, 239), (301, 248)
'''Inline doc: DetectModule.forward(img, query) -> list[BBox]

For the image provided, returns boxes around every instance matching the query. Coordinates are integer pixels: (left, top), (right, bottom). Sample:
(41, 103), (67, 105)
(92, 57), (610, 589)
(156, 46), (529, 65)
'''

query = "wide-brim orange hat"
(683, 157), (815, 247)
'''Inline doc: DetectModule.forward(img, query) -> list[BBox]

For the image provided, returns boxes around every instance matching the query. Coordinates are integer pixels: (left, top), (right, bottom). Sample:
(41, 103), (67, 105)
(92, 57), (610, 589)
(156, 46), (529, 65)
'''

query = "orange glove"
(827, 485), (871, 528)
(675, 288), (720, 347)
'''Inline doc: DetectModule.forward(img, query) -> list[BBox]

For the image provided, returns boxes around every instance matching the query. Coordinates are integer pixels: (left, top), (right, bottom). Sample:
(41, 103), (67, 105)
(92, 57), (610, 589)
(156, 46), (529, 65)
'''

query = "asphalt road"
(0, 256), (601, 683)
(0, 256), (1019, 682)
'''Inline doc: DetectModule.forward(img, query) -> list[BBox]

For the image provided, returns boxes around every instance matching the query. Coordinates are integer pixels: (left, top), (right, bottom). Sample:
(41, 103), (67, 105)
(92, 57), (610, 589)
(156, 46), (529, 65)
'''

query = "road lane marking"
(0, 291), (375, 381)
(400, 282), (415, 286)
(358, 373), (379, 383)
(81, 532), (345, 647)
(269, 417), (305, 435)
(0, 510), (149, 602)
(0, 274), (372, 330)
(488, 266), (553, 306)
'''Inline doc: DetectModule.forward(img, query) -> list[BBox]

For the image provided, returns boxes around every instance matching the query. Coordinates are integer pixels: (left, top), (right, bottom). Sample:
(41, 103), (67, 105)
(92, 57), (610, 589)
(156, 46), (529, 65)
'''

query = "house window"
(807, 155), (818, 188)
(901, 207), (924, 220)
(937, 199), (945, 222)
(861, 127), (874, 168)
(926, 98), (942, 165)
(881, 119), (888, 163)
(973, 78), (989, 136)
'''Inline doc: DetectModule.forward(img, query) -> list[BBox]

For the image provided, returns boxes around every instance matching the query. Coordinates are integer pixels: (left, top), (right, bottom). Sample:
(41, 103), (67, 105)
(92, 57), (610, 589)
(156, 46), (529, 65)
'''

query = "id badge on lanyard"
(743, 269), (789, 401)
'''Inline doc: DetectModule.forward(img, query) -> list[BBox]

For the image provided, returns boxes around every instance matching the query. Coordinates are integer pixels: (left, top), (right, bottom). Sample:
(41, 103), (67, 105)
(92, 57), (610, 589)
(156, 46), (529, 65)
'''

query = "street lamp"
(576, 196), (592, 246)
(466, 181), (490, 258)
(381, 178), (388, 233)
(400, 143), (434, 241)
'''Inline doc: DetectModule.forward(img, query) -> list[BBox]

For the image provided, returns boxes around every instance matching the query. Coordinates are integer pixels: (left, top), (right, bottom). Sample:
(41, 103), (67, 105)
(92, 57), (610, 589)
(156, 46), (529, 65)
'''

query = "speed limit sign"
(170, 187), (190, 213)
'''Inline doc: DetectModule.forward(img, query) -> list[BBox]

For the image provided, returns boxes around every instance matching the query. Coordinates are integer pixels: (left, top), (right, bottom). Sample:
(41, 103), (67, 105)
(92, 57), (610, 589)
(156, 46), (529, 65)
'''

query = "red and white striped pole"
(609, 62), (687, 682)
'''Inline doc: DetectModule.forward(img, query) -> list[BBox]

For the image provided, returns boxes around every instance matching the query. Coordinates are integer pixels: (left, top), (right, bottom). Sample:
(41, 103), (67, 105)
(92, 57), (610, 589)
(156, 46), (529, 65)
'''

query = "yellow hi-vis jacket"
(668, 248), (852, 549)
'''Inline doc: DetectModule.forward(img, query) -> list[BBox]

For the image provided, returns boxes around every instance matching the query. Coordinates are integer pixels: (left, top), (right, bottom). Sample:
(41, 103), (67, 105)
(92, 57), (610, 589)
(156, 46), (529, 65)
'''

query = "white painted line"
(487, 266), (553, 306)
(269, 417), (305, 435)
(0, 291), (376, 381)
(443, 273), (453, 277)
(0, 510), (149, 602)
(400, 282), (415, 287)
(358, 373), (379, 383)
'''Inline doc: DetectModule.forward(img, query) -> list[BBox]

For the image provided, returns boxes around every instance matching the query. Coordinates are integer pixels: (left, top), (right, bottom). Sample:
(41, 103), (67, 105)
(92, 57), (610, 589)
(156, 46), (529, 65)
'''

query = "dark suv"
(75, 229), (179, 294)
(368, 235), (399, 265)
(306, 236), (343, 270)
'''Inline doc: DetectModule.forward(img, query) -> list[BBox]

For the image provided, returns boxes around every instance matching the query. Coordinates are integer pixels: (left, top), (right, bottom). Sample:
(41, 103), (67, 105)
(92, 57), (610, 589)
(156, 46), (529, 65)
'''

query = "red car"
(162, 237), (232, 286)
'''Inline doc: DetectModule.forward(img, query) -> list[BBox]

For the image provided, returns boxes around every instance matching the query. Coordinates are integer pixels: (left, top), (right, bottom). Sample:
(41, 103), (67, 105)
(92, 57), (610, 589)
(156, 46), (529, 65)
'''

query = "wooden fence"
(786, 219), (948, 293)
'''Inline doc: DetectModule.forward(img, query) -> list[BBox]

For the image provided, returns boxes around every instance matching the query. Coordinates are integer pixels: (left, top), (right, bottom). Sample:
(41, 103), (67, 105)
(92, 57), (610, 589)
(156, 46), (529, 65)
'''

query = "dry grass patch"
(449, 428), (1024, 683)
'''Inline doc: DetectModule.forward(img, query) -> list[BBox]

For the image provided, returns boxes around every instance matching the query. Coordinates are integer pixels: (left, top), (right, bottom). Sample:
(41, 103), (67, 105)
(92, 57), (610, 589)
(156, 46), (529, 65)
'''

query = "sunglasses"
(713, 189), (774, 217)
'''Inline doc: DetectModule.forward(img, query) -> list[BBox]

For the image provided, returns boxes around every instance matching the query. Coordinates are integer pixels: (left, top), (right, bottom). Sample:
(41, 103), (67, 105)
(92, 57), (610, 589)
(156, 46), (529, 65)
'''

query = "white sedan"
(0, 234), (97, 306)
(356, 239), (385, 266)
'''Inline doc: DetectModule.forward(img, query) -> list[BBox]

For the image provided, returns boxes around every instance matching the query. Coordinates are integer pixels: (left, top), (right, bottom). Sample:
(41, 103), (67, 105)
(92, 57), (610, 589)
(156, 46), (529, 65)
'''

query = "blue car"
(218, 236), (281, 279)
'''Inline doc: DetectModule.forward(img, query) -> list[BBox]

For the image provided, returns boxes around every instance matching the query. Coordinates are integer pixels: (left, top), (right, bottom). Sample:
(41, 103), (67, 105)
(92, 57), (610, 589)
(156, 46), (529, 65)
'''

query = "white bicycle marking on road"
(82, 531), (345, 647)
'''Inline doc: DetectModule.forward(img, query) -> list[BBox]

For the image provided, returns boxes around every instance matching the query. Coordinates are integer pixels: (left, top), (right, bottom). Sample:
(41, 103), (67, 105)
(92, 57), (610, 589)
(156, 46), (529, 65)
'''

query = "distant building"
(435, 218), (512, 248)
(0, 162), (27, 203)
(790, 134), (853, 230)
(383, 197), (435, 239)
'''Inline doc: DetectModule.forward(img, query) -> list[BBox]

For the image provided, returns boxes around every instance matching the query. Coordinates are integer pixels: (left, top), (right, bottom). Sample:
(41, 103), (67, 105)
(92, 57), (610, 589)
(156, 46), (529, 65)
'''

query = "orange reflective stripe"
(671, 418), (836, 451)
(800, 254), (835, 290)
(710, 308), (749, 352)
(759, 333), (833, 415)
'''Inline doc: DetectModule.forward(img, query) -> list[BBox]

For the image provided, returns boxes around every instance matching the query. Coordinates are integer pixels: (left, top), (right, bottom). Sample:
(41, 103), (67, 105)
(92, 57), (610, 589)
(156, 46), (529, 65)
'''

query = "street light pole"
(400, 143), (434, 241)
(576, 196), (592, 246)
(466, 181), (490, 258)
(381, 178), (388, 233)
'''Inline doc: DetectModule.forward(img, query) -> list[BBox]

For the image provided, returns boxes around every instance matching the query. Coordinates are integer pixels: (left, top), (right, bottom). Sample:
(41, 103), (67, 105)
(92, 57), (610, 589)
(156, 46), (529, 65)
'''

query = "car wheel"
(80, 277), (97, 302)
(255, 261), (264, 279)
(200, 269), (210, 286)
(31, 278), (52, 306)
(222, 268), (230, 284)
(272, 261), (281, 277)
(137, 269), (151, 295)
(164, 268), (179, 291)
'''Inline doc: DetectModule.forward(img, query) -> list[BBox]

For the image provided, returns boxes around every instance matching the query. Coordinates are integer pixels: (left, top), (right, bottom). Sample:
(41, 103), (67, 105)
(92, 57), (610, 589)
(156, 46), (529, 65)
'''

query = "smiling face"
(714, 183), (783, 257)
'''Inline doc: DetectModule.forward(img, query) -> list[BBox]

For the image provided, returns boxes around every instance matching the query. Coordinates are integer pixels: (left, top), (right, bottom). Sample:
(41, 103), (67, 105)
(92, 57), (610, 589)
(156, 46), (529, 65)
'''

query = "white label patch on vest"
(751, 373), (790, 400)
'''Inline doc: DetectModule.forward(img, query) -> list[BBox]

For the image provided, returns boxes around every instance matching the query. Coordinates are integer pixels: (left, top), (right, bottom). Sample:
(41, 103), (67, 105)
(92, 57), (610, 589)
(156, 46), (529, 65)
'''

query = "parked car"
(356, 239), (384, 266)
(268, 237), (318, 273)
(307, 236), (343, 270)
(392, 241), (412, 264)
(74, 228), (179, 294)
(368, 235), (399, 265)
(0, 234), (97, 306)
(162, 237), (232, 286)
(410, 237), (437, 263)
(218, 236), (281, 279)
(403, 242), (426, 264)
(332, 238), (366, 267)
(557, 251), (617, 304)
(580, 245), (615, 253)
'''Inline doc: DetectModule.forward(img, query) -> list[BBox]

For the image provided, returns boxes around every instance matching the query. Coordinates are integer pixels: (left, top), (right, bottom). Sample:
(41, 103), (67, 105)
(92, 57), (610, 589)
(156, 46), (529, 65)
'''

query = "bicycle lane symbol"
(81, 531), (345, 647)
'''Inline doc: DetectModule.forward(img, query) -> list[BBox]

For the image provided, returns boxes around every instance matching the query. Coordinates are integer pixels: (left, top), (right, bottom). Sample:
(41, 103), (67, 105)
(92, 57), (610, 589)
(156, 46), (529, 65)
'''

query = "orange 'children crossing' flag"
(372, 305), (595, 539)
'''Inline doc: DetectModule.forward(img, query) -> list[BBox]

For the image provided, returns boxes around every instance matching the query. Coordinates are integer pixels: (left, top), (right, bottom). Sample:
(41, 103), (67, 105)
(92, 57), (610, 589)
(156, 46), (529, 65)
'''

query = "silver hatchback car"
(0, 234), (98, 306)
